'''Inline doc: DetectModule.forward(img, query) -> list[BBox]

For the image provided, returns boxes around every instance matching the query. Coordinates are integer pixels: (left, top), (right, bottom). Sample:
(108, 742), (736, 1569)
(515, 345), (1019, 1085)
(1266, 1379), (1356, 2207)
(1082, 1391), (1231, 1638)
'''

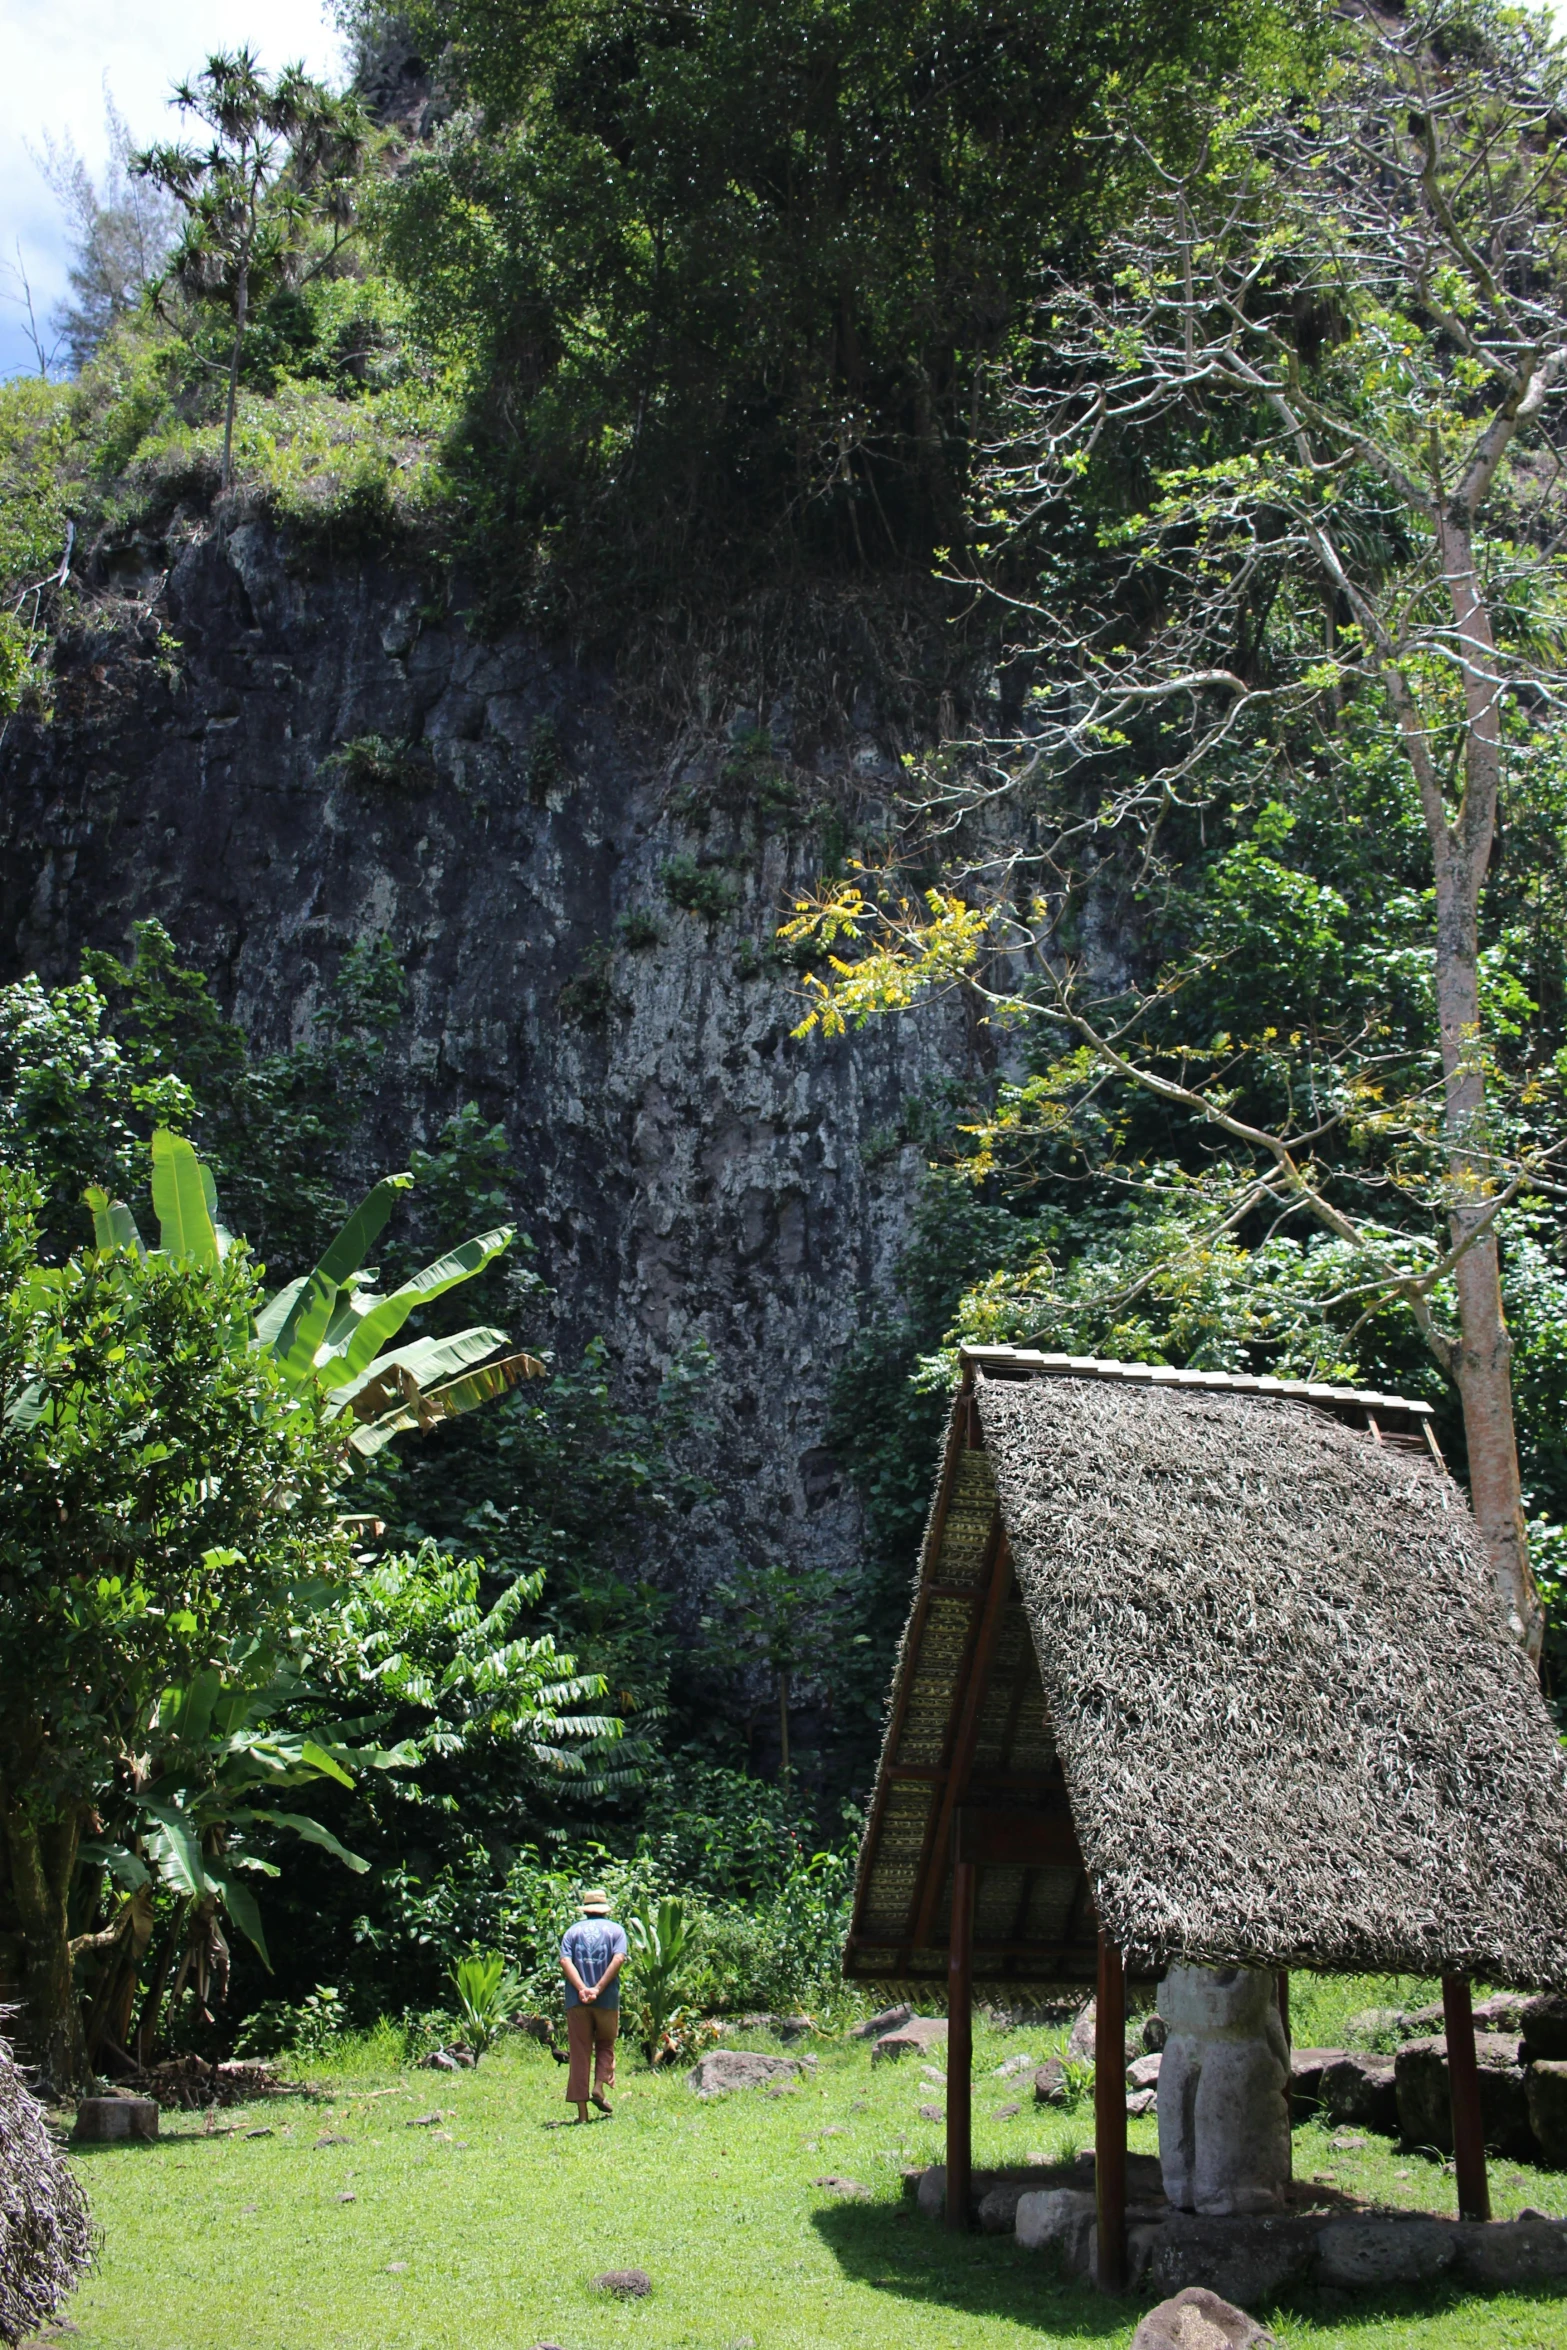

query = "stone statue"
(1157, 1963), (1291, 2215)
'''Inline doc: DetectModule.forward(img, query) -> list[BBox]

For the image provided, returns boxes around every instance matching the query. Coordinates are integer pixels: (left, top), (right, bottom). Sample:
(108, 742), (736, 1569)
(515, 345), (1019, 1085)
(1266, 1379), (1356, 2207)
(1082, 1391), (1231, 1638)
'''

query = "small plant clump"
(615, 908), (664, 950)
(321, 732), (431, 792)
(558, 937), (621, 1024)
(661, 856), (740, 922)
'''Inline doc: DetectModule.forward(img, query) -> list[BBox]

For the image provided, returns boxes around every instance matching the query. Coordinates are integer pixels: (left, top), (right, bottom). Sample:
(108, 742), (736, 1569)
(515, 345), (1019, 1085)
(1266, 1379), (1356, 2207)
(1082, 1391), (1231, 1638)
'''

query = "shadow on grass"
(811, 2204), (1567, 2340)
(809, 2202), (1127, 2338)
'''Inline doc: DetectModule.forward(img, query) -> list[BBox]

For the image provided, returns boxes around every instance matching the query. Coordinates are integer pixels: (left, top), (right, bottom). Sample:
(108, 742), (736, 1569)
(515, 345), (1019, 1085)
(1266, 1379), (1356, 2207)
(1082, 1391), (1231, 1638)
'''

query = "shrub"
(661, 857), (740, 922)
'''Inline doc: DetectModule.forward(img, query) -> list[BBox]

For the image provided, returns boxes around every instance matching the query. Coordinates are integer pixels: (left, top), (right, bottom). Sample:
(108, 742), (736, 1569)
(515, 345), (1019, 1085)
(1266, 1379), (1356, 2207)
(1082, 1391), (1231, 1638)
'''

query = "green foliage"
(0, 919), (405, 1268)
(661, 857), (740, 922)
(134, 50), (370, 483)
(0, 378), (76, 716)
(558, 938), (621, 1024)
(321, 732), (432, 791)
(382, 0), (1274, 611)
(615, 908), (664, 951)
(0, 1174), (347, 1807)
(449, 1949), (523, 2059)
(624, 1895), (694, 2062)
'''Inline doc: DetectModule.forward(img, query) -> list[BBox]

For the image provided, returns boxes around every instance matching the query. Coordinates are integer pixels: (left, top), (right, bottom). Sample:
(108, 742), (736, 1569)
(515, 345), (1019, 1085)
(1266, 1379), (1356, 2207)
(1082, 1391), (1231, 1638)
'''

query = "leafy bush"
(661, 858), (740, 922)
(624, 1897), (694, 2063)
(450, 1951), (523, 2060)
(321, 733), (433, 792)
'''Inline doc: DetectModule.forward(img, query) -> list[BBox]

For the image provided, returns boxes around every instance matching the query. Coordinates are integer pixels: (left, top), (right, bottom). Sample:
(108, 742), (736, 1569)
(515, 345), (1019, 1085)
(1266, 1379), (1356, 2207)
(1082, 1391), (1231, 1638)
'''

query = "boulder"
(851, 2002), (912, 2040)
(1525, 2057), (1567, 2167)
(1067, 2001), (1097, 2064)
(1142, 2013), (1170, 2056)
(1127, 2088), (1159, 2118)
(873, 2016), (949, 2063)
(1015, 2186), (1097, 2269)
(1472, 1992), (1532, 2035)
(687, 2050), (807, 2096)
(1286, 2048), (1343, 2106)
(1317, 2052), (1398, 2134)
(724, 2011), (815, 2043)
(1142, 2214), (1316, 2307)
(977, 2180), (1032, 2233)
(1314, 2216), (1455, 2289)
(1394, 2034), (1532, 2158)
(915, 2166), (948, 2221)
(1034, 2057), (1070, 2105)
(1130, 2286), (1275, 2350)
(72, 2096), (158, 2143)
(1521, 1992), (1567, 2065)
(1067, 1998), (1135, 2068)
(1450, 2214), (1567, 2286)
(1128, 2053), (1163, 2092)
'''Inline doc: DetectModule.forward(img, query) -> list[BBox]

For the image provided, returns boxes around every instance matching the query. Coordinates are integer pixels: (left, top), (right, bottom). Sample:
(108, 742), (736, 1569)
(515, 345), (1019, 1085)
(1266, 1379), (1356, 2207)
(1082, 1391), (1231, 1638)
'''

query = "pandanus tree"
(0, 1133), (544, 2091)
(133, 51), (366, 489)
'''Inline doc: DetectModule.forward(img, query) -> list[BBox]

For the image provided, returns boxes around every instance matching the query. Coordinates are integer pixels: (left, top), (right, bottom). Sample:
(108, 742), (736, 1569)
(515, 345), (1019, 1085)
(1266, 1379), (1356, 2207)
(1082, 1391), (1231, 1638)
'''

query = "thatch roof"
(845, 1348), (1567, 1994)
(0, 2030), (92, 2346)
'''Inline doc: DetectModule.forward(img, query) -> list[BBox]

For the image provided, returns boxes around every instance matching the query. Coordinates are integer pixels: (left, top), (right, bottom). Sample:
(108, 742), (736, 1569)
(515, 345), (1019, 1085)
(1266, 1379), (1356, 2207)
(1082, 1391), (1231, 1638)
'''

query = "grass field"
(52, 1995), (1567, 2350)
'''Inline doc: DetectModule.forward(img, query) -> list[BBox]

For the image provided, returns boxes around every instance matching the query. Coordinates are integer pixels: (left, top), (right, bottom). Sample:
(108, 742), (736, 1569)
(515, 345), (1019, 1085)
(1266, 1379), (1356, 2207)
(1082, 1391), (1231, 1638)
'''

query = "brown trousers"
(566, 2001), (618, 2103)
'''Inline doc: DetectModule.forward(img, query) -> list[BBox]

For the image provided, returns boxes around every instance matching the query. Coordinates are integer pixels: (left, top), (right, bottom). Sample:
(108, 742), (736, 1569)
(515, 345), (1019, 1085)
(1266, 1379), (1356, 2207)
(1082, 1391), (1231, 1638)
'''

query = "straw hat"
(580, 1887), (611, 1915)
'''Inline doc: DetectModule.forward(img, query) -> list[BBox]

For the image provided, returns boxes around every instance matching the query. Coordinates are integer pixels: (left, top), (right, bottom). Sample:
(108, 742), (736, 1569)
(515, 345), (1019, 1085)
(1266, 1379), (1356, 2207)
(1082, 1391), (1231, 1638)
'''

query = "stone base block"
(1014, 2196), (1567, 2301)
(73, 2095), (157, 2142)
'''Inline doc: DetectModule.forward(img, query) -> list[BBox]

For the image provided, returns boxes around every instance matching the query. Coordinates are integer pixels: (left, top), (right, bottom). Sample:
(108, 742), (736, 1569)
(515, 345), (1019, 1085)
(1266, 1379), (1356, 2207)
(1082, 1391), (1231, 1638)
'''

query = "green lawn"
(54, 2013), (1567, 2350)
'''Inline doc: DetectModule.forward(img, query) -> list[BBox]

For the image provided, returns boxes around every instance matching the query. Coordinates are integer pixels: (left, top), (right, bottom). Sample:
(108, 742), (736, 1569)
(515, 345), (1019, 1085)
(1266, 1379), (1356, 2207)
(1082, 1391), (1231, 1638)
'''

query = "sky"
(0, 0), (346, 380)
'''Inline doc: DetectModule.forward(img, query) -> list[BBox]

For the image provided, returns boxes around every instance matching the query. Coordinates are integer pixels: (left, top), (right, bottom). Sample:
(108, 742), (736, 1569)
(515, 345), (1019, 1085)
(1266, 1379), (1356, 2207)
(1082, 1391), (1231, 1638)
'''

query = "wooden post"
(1443, 1975), (1491, 2223)
(1095, 1928), (1127, 2292)
(946, 1858), (975, 2230)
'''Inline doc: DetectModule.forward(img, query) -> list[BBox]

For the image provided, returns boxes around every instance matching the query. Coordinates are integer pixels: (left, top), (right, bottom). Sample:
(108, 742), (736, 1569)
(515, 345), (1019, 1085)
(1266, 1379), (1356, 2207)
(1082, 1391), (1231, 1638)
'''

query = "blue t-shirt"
(561, 1917), (627, 2008)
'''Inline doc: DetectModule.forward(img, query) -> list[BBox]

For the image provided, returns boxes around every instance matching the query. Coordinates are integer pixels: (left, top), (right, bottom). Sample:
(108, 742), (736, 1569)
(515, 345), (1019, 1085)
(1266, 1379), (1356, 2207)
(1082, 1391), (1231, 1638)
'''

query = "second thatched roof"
(0, 2030), (92, 2348)
(978, 1371), (1567, 1988)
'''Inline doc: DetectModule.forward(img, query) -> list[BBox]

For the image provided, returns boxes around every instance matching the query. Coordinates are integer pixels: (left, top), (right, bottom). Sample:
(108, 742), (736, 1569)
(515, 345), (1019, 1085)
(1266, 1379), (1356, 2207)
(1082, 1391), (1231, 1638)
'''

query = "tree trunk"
(778, 1670), (791, 1780)
(1, 1793), (87, 2093)
(221, 265), (248, 493)
(1419, 507), (1540, 1656)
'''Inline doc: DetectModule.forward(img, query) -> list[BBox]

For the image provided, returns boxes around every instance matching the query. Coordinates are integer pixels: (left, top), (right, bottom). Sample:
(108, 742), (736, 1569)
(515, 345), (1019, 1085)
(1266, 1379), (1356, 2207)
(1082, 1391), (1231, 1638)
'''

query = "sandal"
(590, 2089), (614, 2114)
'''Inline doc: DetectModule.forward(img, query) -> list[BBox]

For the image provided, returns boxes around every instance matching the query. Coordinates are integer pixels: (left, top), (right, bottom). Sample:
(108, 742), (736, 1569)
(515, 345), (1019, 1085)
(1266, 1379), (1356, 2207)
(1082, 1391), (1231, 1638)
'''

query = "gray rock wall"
(0, 512), (981, 1591)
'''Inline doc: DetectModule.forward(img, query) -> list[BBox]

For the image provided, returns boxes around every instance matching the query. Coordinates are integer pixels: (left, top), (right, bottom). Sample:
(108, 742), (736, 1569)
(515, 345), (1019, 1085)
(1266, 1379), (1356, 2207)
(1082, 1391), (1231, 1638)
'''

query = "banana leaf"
(321, 1226), (514, 1387)
(204, 1857), (270, 1967)
(348, 1347), (544, 1455)
(150, 1130), (221, 1266)
(83, 1185), (146, 1255)
(328, 1325), (510, 1418)
(314, 1172), (413, 1287)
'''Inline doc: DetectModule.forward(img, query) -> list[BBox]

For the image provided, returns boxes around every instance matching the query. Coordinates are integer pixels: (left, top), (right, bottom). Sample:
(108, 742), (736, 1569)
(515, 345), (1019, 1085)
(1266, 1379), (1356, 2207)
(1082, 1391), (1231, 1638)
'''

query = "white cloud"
(1, 0), (346, 379)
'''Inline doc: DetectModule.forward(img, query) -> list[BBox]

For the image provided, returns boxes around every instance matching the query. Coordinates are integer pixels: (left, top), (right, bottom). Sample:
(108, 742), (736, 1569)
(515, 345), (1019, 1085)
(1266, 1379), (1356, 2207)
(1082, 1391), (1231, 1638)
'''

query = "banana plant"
(81, 1663), (415, 2064)
(84, 1128), (543, 1456)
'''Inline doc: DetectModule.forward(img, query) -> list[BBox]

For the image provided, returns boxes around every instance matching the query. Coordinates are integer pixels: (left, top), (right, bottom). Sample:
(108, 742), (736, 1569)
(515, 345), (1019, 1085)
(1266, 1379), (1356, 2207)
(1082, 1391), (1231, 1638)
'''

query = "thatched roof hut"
(845, 1347), (1567, 2277)
(0, 2028), (93, 2346)
(848, 1346), (1567, 1994)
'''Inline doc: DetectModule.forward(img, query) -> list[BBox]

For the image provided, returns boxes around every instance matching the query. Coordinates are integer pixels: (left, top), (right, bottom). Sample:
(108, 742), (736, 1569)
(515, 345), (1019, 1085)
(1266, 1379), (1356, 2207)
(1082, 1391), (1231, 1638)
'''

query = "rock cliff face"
(0, 512), (980, 1586)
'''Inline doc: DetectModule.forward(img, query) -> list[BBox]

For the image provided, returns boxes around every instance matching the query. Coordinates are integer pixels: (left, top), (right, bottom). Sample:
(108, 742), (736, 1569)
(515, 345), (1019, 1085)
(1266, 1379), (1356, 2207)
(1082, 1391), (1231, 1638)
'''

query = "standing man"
(561, 1886), (627, 2122)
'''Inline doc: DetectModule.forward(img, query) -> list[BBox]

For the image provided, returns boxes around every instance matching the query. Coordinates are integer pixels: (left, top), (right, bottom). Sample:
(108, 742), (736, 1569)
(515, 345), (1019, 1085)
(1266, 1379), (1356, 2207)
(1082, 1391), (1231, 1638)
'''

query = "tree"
(785, 0), (1567, 1657)
(380, 0), (1279, 579)
(700, 1561), (859, 1778)
(33, 90), (179, 372)
(0, 1169), (348, 2091)
(133, 51), (366, 488)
